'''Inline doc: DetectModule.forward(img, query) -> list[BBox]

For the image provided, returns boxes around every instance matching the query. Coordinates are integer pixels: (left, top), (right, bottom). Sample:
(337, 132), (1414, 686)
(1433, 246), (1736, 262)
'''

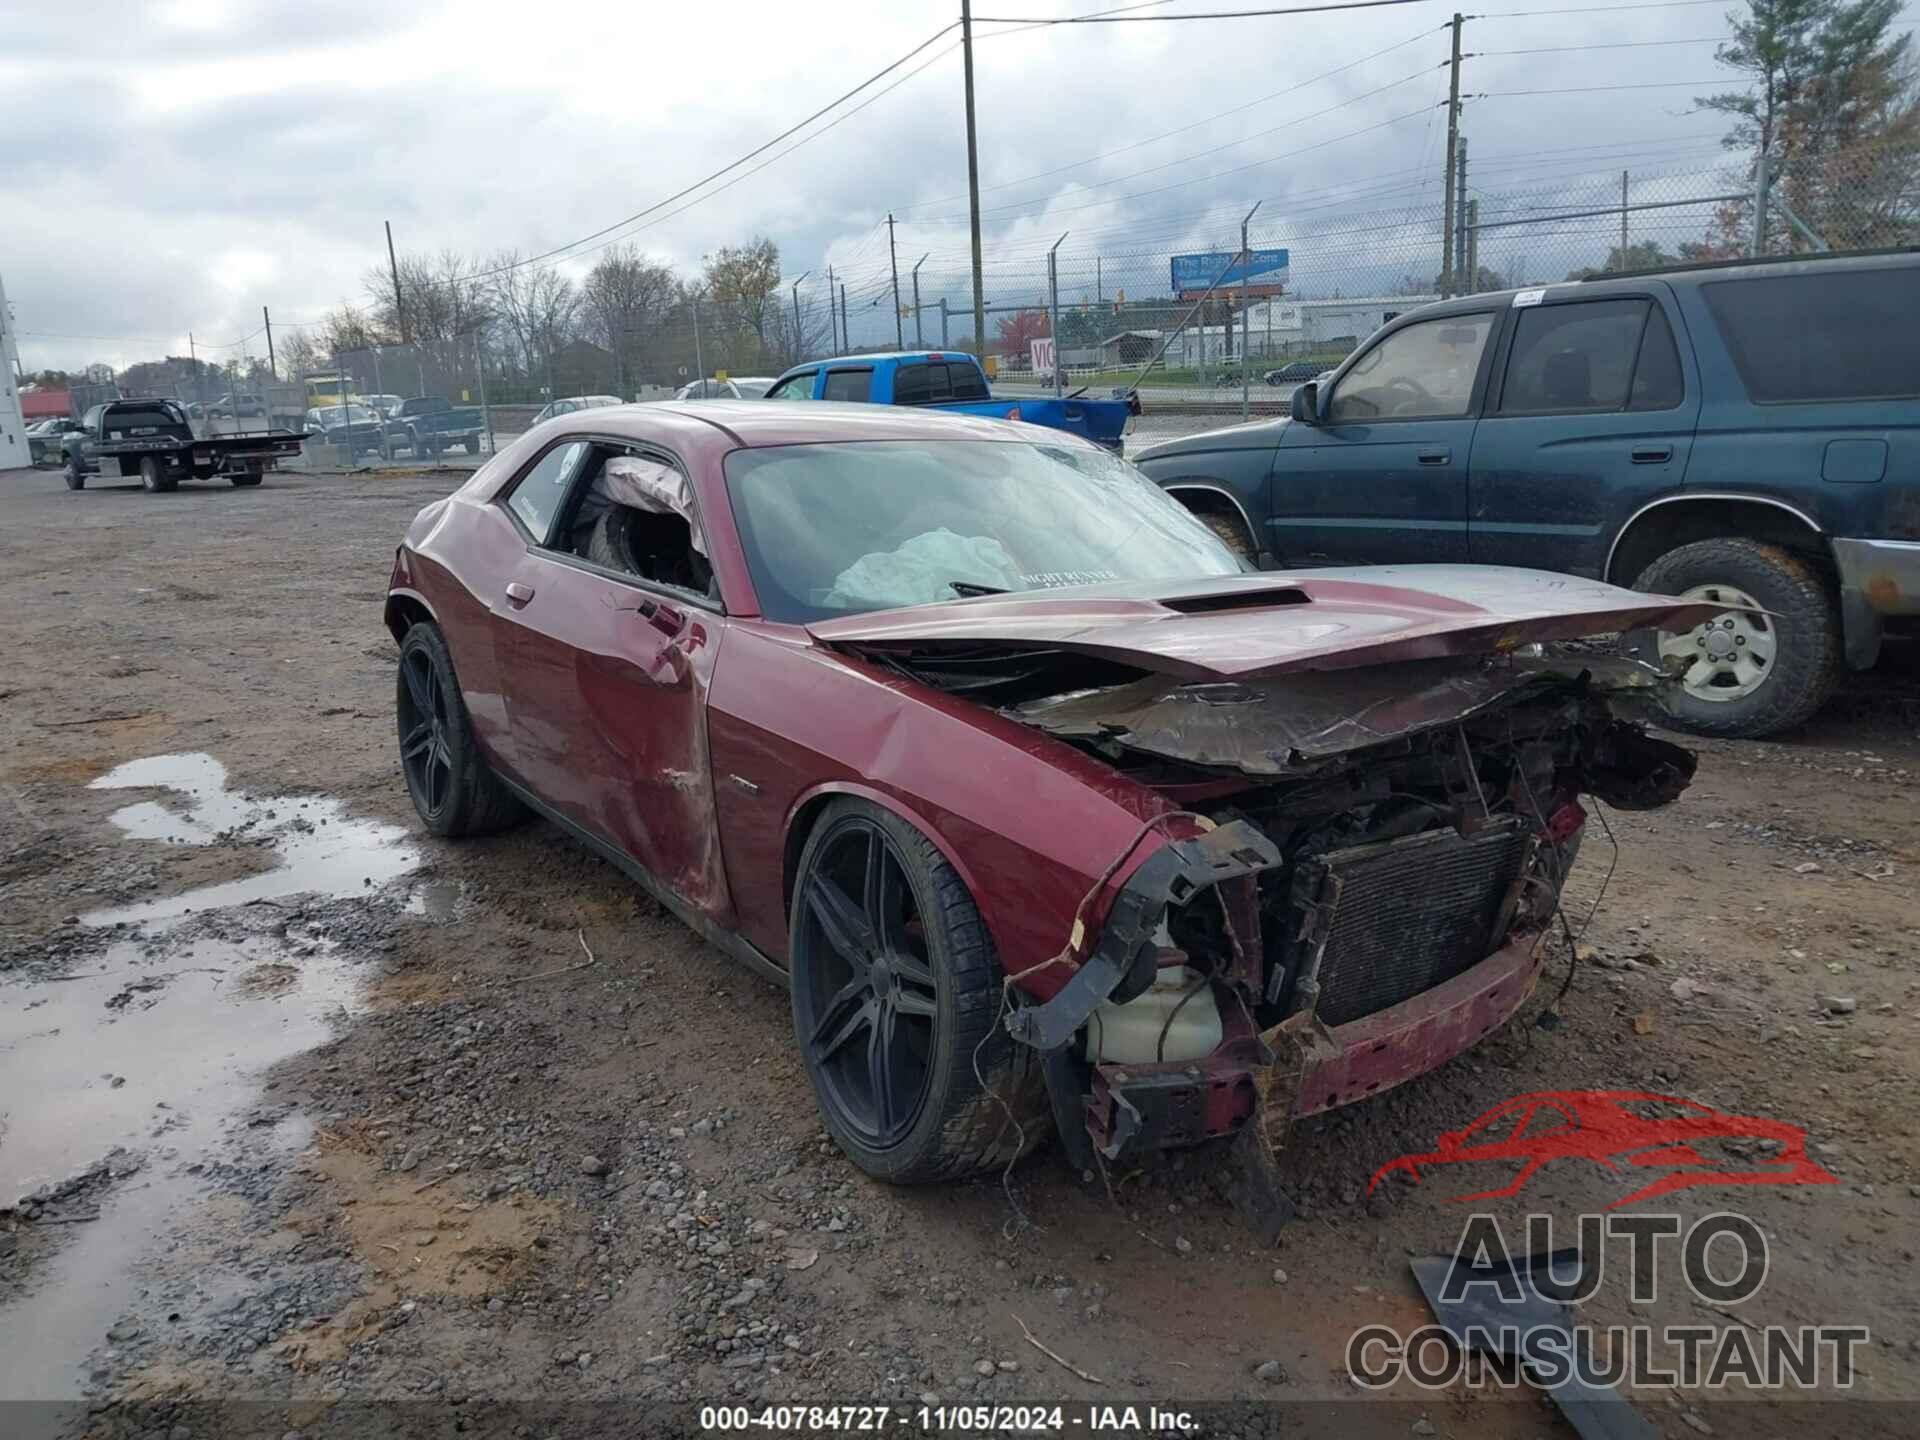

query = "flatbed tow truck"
(61, 398), (307, 493)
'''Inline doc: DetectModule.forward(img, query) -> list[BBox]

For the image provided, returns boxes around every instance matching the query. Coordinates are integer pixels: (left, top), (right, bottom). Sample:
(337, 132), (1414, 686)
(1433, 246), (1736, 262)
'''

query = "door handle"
(1631, 446), (1673, 464)
(637, 598), (685, 637)
(504, 581), (535, 606)
(1416, 448), (1451, 465)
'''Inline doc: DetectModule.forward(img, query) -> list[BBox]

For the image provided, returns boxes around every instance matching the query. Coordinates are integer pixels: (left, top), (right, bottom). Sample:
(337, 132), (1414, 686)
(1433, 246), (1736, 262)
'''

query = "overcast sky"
(1, 0), (1782, 372)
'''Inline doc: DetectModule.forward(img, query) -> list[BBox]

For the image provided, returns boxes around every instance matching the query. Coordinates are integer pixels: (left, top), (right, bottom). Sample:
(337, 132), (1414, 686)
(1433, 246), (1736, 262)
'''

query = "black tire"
(789, 799), (1048, 1185)
(396, 621), (527, 837)
(64, 453), (85, 491)
(139, 456), (177, 493)
(1628, 538), (1841, 739)
(229, 468), (264, 487)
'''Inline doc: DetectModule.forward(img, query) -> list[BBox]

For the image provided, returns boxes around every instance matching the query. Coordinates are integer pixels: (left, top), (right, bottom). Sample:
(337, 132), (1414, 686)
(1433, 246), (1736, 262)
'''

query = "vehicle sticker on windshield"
(1020, 569), (1120, 588)
(1512, 287), (1549, 308)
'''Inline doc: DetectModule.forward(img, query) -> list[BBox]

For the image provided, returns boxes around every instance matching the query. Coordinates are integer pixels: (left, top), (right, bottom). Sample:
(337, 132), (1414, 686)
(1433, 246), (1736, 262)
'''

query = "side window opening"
(822, 367), (873, 402)
(767, 372), (816, 401)
(1627, 305), (1685, 411)
(1703, 266), (1920, 403)
(506, 439), (591, 543)
(1328, 313), (1494, 422)
(1497, 299), (1648, 415)
(560, 445), (716, 602)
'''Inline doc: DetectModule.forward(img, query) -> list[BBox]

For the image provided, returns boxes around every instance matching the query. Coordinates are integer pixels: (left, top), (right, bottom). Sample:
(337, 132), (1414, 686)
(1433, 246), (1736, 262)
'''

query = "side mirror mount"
(1290, 381), (1320, 425)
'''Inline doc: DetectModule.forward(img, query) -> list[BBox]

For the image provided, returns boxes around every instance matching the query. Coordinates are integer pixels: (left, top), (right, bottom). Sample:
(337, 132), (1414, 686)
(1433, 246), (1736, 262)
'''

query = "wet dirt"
(1, 462), (1917, 1438)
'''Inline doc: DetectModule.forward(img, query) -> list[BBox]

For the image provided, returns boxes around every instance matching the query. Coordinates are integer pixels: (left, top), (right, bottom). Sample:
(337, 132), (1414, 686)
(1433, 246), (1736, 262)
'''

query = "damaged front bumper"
(1085, 931), (1546, 1160)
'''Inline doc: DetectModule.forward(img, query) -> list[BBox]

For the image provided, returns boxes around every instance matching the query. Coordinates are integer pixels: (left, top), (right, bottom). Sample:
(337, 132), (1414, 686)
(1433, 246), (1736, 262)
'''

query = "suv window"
(1498, 299), (1647, 414)
(1703, 267), (1920, 403)
(822, 368), (873, 402)
(766, 372), (816, 401)
(1628, 305), (1684, 411)
(507, 440), (591, 543)
(1327, 313), (1493, 422)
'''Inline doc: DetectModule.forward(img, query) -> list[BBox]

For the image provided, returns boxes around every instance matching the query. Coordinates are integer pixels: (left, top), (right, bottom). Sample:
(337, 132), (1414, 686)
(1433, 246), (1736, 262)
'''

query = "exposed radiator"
(1289, 819), (1532, 1027)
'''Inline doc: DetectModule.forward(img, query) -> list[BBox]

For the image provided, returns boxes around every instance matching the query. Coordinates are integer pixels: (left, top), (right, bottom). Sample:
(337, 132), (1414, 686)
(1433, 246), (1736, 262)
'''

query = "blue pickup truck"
(763, 351), (1138, 452)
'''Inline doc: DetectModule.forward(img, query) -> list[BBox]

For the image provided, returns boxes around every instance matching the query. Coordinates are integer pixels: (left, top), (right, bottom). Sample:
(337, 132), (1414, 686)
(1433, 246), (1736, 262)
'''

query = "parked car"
(1263, 361), (1321, 385)
(765, 351), (1138, 452)
(304, 404), (388, 457)
(209, 393), (266, 418)
(530, 394), (624, 426)
(27, 416), (85, 466)
(675, 377), (777, 400)
(363, 393), (405, 420)
(385, 396), (485, 457)
(1134, 250), (1920, 738)
(384, 401), (1712, 1191)
(61, 398), (305, 491)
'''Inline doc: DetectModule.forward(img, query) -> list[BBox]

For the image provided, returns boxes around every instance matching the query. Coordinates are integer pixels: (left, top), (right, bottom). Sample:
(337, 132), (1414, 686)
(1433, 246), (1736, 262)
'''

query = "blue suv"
(1134, 249), (1919, 737)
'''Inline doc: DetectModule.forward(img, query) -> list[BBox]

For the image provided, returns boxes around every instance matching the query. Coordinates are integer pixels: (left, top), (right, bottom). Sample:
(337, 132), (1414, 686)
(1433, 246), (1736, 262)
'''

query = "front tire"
(1628, 538), (1841, 738)
(64, 454), (85, 490)
(396, 622), (527, 837)
(789, 799), (1046, 1184)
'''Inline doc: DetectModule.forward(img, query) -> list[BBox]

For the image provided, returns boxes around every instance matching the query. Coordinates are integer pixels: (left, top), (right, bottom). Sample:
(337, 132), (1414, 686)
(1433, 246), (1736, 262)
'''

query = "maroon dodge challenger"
(385, 401), (1716, 1190)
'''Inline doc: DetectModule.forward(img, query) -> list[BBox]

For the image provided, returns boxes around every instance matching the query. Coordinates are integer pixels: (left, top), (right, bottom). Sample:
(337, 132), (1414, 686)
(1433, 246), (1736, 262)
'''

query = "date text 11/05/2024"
(699, 1404), (1200, 1432)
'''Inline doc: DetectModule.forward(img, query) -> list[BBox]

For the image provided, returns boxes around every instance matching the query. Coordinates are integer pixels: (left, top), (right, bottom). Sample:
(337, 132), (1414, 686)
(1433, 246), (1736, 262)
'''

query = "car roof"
(546, 398), (1060, 449)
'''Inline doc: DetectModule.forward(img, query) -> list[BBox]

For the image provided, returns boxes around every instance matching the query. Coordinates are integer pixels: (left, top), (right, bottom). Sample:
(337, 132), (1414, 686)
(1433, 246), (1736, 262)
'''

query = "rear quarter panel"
(1673, 280), (1919, 540)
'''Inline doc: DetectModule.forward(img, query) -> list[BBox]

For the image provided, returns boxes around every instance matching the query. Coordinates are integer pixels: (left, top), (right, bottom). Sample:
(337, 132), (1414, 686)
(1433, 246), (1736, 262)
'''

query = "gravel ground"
(1, 460), (1918, 1439)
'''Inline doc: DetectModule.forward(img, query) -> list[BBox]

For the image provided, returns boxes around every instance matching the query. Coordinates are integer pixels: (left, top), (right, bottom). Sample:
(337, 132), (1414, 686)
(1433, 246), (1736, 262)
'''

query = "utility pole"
(1619, 170), (1630, 268)
(887, 214), (904, 351)
(474, 324), (493, 456)
(1466, 199), (1480, 290)
(691, 293), (704, 386)
(386, 221), (408, 344)
(961, 0), (986, 357)
(826, 264), (838, 350)
(791, 271), (810, 364)
(262, 306), (276, 381)
(911, 254), (929, 348)
(1047, 232), (1068, 398)
(940, 297), (950, 348)
(1454, 135), (1469, 287)
(1241, 202), (1260, 422)
(1095, 256), (1102, 307)
(1441, 12), (1464, 298)
(839, 284), (850, 354)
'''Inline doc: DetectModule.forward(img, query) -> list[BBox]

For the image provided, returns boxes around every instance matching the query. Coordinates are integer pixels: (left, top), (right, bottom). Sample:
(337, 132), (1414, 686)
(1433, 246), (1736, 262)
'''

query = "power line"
(895, 25), (1443, 214)
(1475, 35), (1731, 54)
(1474, 80), (1749, 95)
(458, 22), (961, 283)
(974, 0), (1430, 22)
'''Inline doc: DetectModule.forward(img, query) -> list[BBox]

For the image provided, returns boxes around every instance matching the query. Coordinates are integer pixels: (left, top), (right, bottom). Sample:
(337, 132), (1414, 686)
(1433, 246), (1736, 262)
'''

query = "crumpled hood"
(807, 565), (1729, 681)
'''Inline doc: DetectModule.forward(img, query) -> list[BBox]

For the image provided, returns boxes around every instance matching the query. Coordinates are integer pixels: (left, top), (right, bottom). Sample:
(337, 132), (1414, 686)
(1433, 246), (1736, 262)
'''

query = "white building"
(0, 272), (26, 469)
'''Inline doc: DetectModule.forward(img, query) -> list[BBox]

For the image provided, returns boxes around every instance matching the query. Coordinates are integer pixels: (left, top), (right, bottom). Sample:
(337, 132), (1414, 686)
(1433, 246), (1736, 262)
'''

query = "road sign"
(1170, 248), (1289, 297)
(1029, 338), (1056, 373)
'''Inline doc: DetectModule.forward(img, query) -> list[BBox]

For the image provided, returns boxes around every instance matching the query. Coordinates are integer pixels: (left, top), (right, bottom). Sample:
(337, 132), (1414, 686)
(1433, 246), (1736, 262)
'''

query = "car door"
(1271, 310), (1498, 564)
(1468, 290), (1698, 577)
(491, 436), (732, 919)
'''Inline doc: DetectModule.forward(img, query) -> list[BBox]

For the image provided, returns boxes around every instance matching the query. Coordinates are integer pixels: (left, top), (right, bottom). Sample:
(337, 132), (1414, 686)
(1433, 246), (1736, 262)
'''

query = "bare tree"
(581, 245), (681, 393)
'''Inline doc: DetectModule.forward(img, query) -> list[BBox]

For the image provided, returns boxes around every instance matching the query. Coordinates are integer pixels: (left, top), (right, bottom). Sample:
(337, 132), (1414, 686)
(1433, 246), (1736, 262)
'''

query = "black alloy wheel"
(394, 621), (526, 837)
(793, 816), (941, 1149)
(398, 643), (456, 820)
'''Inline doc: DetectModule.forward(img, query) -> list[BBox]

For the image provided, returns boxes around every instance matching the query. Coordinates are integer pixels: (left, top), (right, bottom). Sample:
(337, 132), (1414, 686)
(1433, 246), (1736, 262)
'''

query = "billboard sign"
(1029, 337), (1056, 374)
(1170, 248), (1289, 296)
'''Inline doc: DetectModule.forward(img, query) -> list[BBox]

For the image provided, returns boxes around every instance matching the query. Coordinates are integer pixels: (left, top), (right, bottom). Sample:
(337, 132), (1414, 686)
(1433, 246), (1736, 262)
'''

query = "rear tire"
(229, 468), (264, 487)
(64, 454), (85, 490)
(139, 456), (177, 493)
(789, 799), (1048, 1185)
(396, 621), (527, 837)
(1628, 538), (1840, 738)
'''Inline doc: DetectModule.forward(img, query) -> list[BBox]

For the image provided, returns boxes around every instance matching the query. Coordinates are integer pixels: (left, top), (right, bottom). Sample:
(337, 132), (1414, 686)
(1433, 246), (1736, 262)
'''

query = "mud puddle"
(0, 753), (420, 1402)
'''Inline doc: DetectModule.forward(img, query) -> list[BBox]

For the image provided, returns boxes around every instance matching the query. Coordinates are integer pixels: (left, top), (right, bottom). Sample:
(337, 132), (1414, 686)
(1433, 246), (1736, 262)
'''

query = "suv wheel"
(1628, 538), (1840, 738)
